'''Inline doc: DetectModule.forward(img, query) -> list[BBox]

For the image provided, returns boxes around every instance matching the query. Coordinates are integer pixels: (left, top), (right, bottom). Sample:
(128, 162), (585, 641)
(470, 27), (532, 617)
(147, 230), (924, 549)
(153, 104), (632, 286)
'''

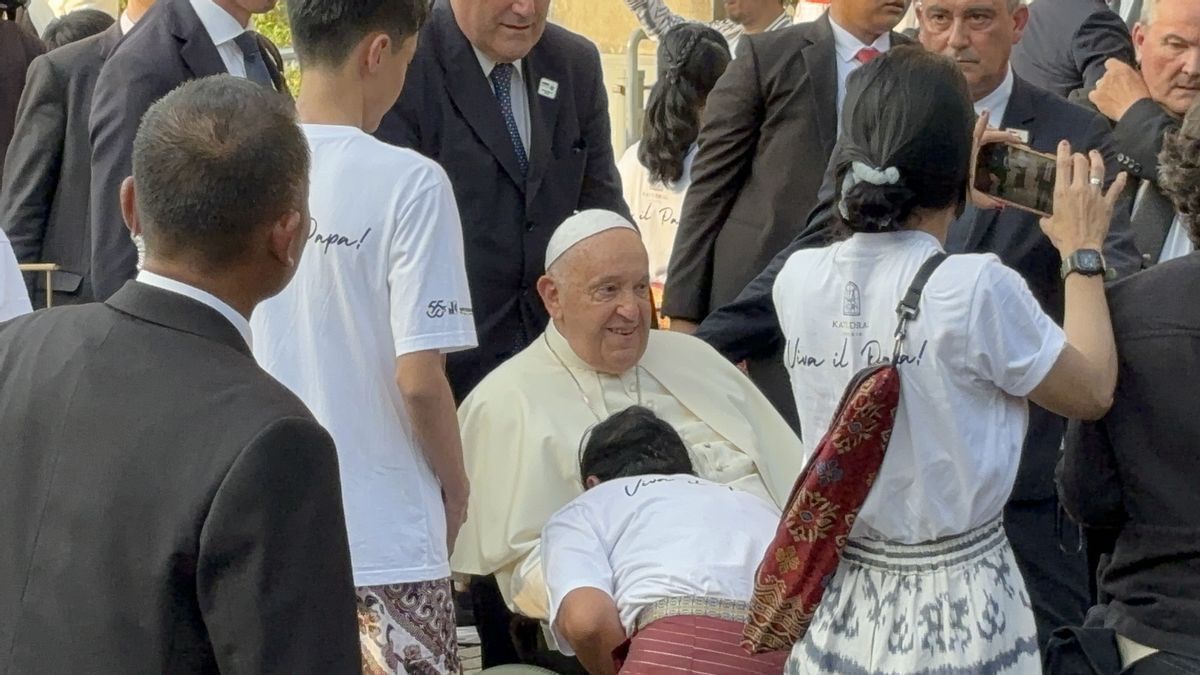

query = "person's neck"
(970, 67), (1009, 106)
(905, 208), (955, 245)
(210, 0), (250, 28)
(828, 7), (885, 44)
(742, 7), (786, 34)
(126, 0), (154, 22)
(296, 72), (368, 130)
(142, 259), (259, 319)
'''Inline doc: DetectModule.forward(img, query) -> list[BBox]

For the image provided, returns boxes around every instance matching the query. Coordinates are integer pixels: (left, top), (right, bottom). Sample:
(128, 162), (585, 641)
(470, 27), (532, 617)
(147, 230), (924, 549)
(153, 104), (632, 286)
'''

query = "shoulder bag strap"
(891, 252), (949, 361)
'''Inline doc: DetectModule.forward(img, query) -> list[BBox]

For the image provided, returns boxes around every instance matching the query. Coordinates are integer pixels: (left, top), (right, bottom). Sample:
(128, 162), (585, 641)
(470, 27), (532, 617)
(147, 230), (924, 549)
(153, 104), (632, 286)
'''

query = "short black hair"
(834, 46), (975, 234)
(579, 406), (695, 486)
(41, 8), (113, 50)
(287, 0), (429, 68)
(132, 76), (309, 270)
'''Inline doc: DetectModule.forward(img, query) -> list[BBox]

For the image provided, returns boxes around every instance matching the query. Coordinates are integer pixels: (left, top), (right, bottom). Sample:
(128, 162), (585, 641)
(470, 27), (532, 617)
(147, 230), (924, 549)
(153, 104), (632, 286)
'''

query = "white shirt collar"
(188, 0), (249, 47)
(473, 46), (523, 81)
(136, 270), (253, 350)
(829, 16), (892, 65)
(974, 67), (1016, 128)
(119, 11), (135, 35)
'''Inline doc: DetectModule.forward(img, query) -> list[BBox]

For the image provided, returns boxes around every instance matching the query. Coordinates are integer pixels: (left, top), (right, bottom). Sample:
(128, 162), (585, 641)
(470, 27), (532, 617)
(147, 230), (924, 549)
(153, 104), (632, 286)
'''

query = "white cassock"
(453, 321), (805, 619)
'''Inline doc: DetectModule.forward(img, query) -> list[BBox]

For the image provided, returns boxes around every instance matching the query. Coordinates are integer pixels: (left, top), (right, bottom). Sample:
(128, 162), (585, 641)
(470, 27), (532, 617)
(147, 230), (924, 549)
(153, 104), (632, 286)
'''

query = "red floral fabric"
(742, 364), (901, 654)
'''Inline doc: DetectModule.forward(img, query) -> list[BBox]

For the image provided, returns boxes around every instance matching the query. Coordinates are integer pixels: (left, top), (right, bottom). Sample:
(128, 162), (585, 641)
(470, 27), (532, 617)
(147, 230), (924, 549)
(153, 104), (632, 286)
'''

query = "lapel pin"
(538, 78), (559, 100)
(1005, 128), (1030, 144)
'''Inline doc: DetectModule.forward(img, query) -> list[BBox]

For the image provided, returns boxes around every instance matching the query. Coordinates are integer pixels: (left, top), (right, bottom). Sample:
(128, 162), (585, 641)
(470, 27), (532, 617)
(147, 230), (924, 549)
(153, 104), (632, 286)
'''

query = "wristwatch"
(1060, 249), (1108, 280)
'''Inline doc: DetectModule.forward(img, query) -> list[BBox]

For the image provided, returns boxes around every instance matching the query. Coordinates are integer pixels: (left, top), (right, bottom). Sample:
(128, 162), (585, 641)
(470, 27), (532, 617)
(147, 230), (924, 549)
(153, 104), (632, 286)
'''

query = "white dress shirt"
(189, 0), (251, 78)
(475, 48), (531, 153)
(0, 231), (32, 322)
(974, 67), (1016, 128)
(136, 270), (253, 349)
(1160, 216), (1196, 263)
(830, 18), (893, 117)
(118, 10), (136, 34)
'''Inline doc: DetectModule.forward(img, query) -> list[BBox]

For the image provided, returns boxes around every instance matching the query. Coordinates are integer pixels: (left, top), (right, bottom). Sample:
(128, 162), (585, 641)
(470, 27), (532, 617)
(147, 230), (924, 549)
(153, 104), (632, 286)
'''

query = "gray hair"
(1140, 0), (1158, 25)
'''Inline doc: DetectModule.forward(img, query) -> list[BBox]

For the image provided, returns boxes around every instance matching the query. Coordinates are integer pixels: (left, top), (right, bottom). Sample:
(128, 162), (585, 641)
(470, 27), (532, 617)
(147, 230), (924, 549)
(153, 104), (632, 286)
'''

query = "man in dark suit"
(376, 0), (629, 403)
(1011, 0), (1135, 99)
(0, 3), (45, 188)
(694, 0), (1143, 652)
(0, 76), (359, 675)
(660, 0), (913, 428)
(0, 0), (152, 308)
(88, 0), (287, 302)
(1087, 0), (1199, 266)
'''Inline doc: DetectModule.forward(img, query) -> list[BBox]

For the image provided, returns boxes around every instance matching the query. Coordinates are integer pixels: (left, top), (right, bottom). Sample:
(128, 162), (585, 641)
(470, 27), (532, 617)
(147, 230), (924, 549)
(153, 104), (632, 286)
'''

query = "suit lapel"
(803, 16), (839, 156)
(522, 44), (561, 209)
(106, 281), (252, 357)
(960, 75), (1038, 254)
(1131, 181), (1177, 263)
(172, 0), (230, 78)
(434, 5), (526, 190)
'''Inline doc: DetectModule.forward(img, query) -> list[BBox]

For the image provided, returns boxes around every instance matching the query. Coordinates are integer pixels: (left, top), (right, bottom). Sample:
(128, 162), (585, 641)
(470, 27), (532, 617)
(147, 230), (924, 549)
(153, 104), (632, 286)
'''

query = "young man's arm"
(555, 588), (625, 675)
(395, 351), (469, 552)
(388, 164), (477, 553)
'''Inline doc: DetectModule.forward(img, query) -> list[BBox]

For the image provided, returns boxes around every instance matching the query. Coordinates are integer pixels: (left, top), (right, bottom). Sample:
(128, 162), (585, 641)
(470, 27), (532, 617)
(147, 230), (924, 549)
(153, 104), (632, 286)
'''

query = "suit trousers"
(1005, 496), (1091, 653)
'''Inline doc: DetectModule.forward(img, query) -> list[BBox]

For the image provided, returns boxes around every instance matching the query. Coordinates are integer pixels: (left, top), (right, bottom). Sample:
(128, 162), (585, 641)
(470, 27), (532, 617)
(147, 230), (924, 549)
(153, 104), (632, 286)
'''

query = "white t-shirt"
(773, 230), (1066, 543)
(252, 125), (477, 586)
(0, 230), (32, 322)
(618, 142), (697, 285)
(542, 474), (780, 654)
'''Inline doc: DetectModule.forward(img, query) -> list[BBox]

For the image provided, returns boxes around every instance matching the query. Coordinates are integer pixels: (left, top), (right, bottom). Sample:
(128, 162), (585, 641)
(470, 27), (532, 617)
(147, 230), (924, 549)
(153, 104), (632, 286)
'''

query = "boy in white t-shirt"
(251, 2), (475, 673)
(543, 406), (785, 675)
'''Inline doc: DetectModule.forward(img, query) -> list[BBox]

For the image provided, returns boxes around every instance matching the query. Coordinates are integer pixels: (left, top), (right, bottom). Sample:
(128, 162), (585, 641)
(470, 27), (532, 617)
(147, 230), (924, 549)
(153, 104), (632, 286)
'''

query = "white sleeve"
(388, 167), (478, 357)
(0, 234), (32, 322)
(542, 504), (616, 657)
(964, 259), (1066, 397)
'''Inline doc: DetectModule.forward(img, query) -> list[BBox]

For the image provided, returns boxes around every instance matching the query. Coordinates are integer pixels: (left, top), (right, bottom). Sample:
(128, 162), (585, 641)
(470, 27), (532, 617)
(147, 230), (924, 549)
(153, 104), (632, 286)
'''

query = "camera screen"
(974, 143), (1056, 217)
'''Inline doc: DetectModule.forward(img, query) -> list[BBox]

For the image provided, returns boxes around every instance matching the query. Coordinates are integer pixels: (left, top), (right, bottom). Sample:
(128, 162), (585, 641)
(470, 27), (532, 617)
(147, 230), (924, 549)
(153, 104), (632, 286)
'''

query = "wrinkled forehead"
(920, 0), (1010, 14)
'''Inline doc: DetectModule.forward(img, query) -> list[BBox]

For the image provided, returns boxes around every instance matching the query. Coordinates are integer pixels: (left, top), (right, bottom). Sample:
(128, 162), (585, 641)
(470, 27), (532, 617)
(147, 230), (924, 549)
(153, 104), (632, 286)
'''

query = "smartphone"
(973, 142), (1057, 217)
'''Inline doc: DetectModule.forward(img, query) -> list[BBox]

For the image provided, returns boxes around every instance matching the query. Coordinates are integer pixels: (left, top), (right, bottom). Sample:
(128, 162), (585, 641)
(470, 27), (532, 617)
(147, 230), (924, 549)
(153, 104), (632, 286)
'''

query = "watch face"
(1076, 249), (1104, 271)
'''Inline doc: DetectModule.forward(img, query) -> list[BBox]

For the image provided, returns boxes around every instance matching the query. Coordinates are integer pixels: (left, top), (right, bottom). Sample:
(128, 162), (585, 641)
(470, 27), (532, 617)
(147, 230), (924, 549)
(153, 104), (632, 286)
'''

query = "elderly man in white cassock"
(453, 209), (805, 621)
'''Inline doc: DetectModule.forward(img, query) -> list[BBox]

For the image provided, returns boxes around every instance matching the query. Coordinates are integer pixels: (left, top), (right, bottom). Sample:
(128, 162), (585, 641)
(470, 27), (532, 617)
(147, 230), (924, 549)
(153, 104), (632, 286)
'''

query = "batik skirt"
(786, 518), (1041, 674)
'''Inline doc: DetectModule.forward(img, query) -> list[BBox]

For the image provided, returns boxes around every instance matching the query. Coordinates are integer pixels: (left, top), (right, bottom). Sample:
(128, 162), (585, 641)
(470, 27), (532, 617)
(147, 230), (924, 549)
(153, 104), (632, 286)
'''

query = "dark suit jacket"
(1111, 98), (1182, 266)
(0, 23), (122, 307)
(0, 281), (360, 674)
(696, 75), (1142, 501)
(88, 0), (286, 301)
(0, 21), (45, 189)
(1011, 0), (1134, 99)
(662, 17), (910, 324)
(1060, 252), (1200, 658)
(376, 0), (628, 399)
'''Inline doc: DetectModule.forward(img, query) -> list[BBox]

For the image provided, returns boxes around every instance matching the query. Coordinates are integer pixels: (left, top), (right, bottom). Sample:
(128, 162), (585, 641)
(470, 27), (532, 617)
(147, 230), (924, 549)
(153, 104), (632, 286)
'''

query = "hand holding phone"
(1037, 141), (1128, 257)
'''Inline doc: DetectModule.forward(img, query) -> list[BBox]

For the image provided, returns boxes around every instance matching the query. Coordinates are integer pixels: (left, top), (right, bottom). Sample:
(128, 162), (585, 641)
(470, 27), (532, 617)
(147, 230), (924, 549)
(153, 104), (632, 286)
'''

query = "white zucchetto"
(544, 210), (639, 272)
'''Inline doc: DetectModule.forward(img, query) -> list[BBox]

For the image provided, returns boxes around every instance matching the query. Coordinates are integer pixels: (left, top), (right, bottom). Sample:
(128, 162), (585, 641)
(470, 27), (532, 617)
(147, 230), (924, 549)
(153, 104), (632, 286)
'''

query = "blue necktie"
(489, 63), (529, 176)
(233, 32), (273, 88)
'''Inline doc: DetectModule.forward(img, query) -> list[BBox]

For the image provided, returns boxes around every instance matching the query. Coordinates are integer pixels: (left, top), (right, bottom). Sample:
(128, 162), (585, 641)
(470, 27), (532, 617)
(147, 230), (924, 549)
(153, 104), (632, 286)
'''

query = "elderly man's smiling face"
(538, 229), (652, 375)
(451, 0), (551, 64)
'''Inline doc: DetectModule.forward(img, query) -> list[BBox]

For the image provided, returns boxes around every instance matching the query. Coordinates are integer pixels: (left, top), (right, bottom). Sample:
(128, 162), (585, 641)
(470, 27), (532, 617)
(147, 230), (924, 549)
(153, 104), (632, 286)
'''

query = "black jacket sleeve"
(694, 142), (844, 361)
(1111, 98), (1180, 181)
(1073, 9), (1136, 98)
(662, 37), (764, 322)
(1, 55), (64, 278)
(198, 416), (359, 675)
(577, 45), (631, 221)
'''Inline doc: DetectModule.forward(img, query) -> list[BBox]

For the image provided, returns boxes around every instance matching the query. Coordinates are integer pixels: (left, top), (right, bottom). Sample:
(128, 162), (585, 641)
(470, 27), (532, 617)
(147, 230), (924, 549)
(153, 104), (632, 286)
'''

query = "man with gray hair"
(0, 75), (359, 674)
(1089, 0), (1200, 266)
(453, 210), (805, 663)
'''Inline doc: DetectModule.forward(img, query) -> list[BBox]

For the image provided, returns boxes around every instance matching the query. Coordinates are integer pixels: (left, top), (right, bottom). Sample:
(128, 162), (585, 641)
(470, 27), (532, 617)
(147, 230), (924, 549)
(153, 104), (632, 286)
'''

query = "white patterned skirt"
(786, 518), (1041, 674)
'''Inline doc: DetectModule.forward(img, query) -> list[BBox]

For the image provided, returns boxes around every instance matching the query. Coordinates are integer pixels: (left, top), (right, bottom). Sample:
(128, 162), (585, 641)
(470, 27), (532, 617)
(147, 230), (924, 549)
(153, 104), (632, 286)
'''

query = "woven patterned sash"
(741, 253), (947, 654)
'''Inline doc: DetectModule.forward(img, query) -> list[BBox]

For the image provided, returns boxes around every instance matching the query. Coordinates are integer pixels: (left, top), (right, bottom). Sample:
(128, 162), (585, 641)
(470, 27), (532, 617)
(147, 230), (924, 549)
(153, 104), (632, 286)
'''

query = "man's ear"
(364, 32), (391, 75)
(268, 210), (306, 268)
(1132, 22), (1147, 64)
(120, 176), (140, 237)
(536, 274), (560, 318)
(1011, 4), (1030, 43)
(584, 476), (601, 489)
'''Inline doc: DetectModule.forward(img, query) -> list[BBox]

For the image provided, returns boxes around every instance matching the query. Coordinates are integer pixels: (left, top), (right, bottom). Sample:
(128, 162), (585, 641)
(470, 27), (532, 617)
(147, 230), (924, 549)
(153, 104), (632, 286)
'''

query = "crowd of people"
(0, 0), (1198, 673)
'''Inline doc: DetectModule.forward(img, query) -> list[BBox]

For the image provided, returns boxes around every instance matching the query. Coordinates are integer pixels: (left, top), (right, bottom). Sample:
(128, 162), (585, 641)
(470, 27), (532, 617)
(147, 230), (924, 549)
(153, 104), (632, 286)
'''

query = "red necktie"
(855, 47), (881, 64)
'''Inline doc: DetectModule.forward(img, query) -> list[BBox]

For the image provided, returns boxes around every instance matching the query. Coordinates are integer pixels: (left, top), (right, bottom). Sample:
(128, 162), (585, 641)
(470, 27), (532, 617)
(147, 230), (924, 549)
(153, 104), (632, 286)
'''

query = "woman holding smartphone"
(773, 46), (1127, 673)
